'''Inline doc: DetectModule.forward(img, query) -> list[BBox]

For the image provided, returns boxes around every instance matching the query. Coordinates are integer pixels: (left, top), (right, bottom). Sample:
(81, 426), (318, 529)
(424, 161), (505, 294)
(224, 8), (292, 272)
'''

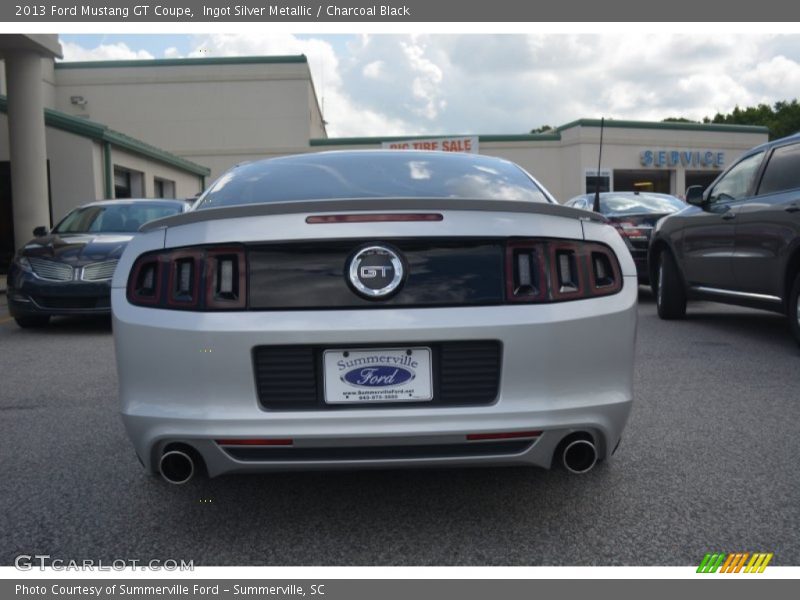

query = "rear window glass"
(195, 152), (551, 209)
(599, 193), (685, 215)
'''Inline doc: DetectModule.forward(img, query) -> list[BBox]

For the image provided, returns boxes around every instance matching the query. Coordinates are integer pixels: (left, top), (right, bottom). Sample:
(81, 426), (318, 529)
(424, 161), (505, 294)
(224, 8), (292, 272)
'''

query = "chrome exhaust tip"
(562, 439), (598, 474)
(159, 450), (195, 485)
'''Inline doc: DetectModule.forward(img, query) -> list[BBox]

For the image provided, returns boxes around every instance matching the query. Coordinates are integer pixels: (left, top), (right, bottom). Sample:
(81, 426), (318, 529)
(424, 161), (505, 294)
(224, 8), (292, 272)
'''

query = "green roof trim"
(310, 132), (561, 146)
(556, 118), (770, 135)
(0, 95), (210, 177)
(479, 133), (562, 142)
(55, 55), (307, 70)
(311, 119), (770, 147)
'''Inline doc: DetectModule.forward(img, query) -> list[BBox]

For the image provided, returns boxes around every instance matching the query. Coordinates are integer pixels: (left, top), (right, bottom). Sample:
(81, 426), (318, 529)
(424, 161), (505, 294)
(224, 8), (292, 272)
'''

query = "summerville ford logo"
(324, 348), (432, 403)
(339, 354), (418, 388)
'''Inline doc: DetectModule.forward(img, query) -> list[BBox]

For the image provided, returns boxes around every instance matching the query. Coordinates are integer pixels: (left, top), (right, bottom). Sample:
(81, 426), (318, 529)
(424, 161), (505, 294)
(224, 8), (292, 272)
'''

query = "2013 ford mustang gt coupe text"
(112, 151), (637, 484)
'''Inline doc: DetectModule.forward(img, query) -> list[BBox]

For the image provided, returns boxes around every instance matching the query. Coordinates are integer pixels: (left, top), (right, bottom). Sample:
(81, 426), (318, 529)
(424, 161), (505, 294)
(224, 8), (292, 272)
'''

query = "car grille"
(253, 340), (501, 410)
(32, 296), (110, 310)
(220, 440), (532, 462)
(28, 258), (73, 281)
(82, 260), (118, 281)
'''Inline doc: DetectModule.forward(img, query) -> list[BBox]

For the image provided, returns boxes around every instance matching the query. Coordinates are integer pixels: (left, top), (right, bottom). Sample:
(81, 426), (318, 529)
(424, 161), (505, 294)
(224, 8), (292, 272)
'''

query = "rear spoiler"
(141, 197), (607, 232)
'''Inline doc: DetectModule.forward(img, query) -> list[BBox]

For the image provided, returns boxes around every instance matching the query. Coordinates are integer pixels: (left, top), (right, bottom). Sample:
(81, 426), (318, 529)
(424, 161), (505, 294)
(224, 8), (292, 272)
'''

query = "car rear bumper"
(113, 277), (637, 476)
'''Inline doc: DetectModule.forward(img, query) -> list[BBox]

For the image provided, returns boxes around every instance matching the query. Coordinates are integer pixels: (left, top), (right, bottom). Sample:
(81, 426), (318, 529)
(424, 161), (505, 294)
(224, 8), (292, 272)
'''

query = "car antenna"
(593, 116), (605, 212)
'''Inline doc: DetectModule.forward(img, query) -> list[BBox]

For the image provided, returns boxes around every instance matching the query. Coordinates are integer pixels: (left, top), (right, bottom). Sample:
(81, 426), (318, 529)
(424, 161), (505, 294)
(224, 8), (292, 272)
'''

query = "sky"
(58, 33), (800, 138)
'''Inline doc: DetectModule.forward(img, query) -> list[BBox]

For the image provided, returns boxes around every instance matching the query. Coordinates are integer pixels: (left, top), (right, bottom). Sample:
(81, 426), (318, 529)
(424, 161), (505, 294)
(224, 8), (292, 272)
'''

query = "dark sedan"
(565, 191), (686, 283)
(649, 132), (800, 347)
(7, 199), (188, 328)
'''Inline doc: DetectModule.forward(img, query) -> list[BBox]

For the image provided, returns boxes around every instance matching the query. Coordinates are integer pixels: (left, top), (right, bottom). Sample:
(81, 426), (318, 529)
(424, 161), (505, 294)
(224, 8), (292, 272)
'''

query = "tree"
(702, 100), (800, 140)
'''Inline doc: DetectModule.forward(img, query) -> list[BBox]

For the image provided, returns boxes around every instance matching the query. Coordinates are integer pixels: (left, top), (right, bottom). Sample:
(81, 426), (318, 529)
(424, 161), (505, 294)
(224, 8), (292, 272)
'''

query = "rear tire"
(656, 250), (686, 320)
(789, 271), (800, 348)
(14, 315), (50, 329)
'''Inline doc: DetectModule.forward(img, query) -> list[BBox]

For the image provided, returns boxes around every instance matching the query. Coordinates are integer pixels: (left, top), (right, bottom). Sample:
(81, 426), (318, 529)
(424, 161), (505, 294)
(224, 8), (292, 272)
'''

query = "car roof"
(748, 130), (800, 154)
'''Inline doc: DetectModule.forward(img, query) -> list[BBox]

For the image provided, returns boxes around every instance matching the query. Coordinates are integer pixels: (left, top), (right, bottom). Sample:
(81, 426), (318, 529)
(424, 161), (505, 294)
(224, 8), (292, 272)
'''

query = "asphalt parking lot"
(0, 290), (798, 566)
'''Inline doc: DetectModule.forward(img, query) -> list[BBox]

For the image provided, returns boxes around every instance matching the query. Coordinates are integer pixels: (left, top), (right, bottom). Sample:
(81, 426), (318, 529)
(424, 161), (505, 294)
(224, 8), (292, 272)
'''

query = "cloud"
(57, 34), (800, 136)
(181, 33), (414, 136)
(362, 60), (384, 79)
(59, 41), (154, 61)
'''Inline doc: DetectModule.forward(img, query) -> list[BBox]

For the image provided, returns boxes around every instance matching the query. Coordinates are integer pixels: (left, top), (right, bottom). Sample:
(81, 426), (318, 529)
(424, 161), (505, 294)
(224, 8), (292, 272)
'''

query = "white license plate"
(323, 347), (433, 404)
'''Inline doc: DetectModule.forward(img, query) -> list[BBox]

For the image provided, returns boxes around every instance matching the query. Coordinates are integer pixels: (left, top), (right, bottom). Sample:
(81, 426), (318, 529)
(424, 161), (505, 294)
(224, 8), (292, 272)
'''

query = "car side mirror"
(685, 186), (706, 206)
(32, 226), (49, 237)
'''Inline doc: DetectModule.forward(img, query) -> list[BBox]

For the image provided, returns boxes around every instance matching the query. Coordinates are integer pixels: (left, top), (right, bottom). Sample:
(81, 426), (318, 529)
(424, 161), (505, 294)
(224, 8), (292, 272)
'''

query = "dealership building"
(0, 34), (769, 267)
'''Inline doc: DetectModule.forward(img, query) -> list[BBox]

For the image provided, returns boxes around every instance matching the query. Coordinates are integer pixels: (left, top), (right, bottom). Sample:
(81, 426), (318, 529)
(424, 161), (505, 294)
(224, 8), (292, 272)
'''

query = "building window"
(154, 177), (176, 198)
(585, 169), (611, 194)
(114, 166), (144, 199)
(613, 169), (671, 194)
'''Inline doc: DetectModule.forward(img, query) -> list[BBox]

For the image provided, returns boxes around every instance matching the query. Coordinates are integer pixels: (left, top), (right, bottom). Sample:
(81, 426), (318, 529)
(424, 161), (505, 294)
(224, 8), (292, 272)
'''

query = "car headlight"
(14, 255), (32, 273)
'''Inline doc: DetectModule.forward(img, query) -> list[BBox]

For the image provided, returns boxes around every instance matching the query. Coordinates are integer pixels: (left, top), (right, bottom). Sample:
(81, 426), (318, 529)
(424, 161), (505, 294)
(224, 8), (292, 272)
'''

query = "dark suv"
(649, 132), (800, 347)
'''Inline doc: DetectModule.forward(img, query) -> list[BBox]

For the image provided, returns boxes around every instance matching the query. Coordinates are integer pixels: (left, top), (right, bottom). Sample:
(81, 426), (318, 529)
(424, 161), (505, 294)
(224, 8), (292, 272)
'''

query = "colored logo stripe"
(745, 553), (773, 573)
(697, 552), (773, 573)
(697, 553), (726, 573)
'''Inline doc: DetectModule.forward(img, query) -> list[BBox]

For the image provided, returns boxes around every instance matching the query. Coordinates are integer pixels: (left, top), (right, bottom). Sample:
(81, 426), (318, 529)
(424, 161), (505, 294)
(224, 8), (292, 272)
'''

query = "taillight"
(128, 256), (162, 305)
(506, 242), (547, 302)
(127, 245), (247, 310)
(505, 239), (622, 303)
(611, 221), (649, 243)
(167, 250), (202, 308)
(205, 247), (247, 309)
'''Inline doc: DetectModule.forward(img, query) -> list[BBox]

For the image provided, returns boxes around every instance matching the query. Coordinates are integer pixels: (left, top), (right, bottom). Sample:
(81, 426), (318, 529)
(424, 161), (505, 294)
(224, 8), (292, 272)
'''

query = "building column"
(5, 50), (50, 246)
(674, 168), (686, 198)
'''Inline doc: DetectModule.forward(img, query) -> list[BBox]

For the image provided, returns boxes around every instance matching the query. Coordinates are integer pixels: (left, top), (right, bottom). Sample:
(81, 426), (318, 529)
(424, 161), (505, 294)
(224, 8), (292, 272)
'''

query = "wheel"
(14, 315), (50, 329)
(789, 271), (800, 348)
(656, 250), (686, 320)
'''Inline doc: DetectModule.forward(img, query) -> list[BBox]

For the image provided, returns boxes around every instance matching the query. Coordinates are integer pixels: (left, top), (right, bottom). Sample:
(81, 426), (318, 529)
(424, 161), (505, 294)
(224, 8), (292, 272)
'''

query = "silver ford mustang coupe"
(112, 150), (637, 484)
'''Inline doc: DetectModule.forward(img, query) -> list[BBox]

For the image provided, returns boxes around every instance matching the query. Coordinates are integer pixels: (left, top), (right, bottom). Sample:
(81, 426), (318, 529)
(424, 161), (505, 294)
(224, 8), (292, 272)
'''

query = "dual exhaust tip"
(561, 438), (598, 474)
(158, 436), (598, 482)
(159, 450), (196, 485)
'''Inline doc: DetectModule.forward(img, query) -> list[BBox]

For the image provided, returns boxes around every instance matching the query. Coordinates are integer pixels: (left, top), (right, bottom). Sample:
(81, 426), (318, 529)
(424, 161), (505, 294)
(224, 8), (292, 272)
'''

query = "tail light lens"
(611, 221), (649, 244)
(129, 257), (162, 305)
(127, 245), (247, 310)
(506, 239), (622, 302)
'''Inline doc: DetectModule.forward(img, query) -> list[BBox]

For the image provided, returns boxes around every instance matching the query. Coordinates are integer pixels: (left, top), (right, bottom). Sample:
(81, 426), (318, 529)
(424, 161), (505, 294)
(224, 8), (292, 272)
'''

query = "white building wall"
(478, 142), (566, 199)
(308, 83), (327, 140)
(0, 113), (99, 226)
(41, 57), (56, 109)
(54, 61), (319, 180)
(108, 146), (203, 199)
(45, 128), (101, 222)
(2, 112), (204, 225)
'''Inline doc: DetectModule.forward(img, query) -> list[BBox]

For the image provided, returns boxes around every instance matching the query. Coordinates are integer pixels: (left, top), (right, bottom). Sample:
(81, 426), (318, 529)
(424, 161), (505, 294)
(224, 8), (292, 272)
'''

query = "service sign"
(382, 136), (479, 153)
